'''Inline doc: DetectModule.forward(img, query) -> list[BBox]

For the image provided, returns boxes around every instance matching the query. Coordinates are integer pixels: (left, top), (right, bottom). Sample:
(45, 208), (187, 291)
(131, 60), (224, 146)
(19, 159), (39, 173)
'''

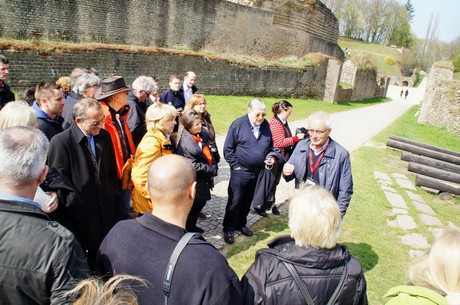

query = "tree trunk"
(415, 175), (460, 195)
(401, 152), (460, 174)
(387, 139), (460, 165)
(408, 162), (460, 184)
(390, 136), (460, 157)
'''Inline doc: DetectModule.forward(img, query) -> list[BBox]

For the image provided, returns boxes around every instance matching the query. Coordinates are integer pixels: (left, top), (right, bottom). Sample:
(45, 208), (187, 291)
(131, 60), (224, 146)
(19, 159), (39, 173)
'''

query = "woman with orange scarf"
(176, 109), (218, 233)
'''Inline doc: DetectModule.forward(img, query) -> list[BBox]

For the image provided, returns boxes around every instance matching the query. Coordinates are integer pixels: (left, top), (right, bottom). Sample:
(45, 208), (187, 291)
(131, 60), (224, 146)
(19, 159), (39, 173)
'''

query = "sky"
(405, 0), (460, 42)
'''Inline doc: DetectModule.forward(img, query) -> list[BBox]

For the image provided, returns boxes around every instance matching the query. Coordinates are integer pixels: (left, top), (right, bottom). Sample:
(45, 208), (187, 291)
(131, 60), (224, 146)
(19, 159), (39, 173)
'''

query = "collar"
(276, 114), (286, 125)
(136, 213), (187, 241)
(0, 193), (41, 209)
(310, 138), (330, 155)
(247, 115), (260, 129)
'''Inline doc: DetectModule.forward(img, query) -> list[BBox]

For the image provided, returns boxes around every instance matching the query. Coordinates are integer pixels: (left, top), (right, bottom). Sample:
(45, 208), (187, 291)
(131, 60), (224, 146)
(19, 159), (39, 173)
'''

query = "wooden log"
(387, 139), (460, 165)
(408, 162), (460, 184)
(402, 152), (460, 174)
(389, 136), (460, 157)
(415, 175), (460, 195)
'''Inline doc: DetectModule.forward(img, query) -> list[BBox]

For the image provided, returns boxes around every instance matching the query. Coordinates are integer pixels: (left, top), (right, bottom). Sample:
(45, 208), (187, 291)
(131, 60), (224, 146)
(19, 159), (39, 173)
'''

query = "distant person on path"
(241, 185), (368, 305)
(384, 229), (460, 305)
(223, 99), (273, 244)
(31, 81), (65, 140)
(180, 71), (198, 103)
(405, 89), (409, 99)
(160, 74), (185, 145)
(267, 100), (306, 215)
(0, 126), (89, 304)
(283, 111), (353, 217)
(97, 155), (243, 305)
(0, 55), (15, 109)
(126, 75), (156, 147)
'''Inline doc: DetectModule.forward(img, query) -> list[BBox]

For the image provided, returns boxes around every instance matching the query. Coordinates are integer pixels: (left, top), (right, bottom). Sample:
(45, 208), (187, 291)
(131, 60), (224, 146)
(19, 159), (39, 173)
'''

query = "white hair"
(0, 126), (49, 185)
(248, 99), (266, 111)
(132, 76), (155, 92)
(288, 185), (341, 249)
(308, 111), (332, 129)
(75, 73), (101, 95)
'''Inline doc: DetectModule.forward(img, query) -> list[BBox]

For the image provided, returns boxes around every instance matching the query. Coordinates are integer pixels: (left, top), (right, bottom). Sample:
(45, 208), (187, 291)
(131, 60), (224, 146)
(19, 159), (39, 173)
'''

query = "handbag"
(121, 154), (135, 191)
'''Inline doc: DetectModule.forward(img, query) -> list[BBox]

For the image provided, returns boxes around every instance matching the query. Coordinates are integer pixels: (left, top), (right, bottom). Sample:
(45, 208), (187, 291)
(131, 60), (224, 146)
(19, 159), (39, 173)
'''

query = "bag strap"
(163, 232), (196, 305)
(282, 261), (315, 305)
(326, 260), (348, 305)
(282, 259), (349, 305)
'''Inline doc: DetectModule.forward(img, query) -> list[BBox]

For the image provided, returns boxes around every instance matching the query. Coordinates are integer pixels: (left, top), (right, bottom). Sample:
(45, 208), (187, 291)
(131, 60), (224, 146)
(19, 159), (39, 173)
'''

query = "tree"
(404, 0), (415, 23)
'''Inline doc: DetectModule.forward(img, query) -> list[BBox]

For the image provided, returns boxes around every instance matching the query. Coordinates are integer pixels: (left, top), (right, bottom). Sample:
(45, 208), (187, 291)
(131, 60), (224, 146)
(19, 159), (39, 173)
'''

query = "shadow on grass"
(341, 242), (379, 273)
(338, 97), (390, 107)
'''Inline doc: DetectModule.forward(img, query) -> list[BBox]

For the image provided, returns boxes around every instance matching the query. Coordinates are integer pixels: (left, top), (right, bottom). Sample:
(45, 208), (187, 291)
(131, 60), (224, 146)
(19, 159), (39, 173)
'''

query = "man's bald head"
(147, 155), (196, 207)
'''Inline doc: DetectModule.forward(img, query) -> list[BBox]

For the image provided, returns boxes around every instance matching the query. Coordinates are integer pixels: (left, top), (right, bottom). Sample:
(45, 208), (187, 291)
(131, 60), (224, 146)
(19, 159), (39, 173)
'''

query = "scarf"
(191, 134), (213, 165)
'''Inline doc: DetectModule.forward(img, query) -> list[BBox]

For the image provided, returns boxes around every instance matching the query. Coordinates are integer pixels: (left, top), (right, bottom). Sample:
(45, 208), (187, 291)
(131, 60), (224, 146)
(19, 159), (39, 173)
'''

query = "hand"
(283, 163), (295, 176)
(297, 133), (306, 140)
(45, 192), (58, 213)
(264, 157), (275, 166)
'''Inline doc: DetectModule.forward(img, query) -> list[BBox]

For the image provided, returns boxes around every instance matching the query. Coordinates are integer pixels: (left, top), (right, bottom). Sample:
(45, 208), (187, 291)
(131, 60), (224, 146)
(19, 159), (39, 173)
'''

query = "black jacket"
(97, 213), (243, 305)
(0, 82), (15, 109)
(242, 235), (368, 305)
(126, 91), (148, 148)
(47, 123), (121, 251)
(0, 198), (89, 305)
(176, 129), (216, 202)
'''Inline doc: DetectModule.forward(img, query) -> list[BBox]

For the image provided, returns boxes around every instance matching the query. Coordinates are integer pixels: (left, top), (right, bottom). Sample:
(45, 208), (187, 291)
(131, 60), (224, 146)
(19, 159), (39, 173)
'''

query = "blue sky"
(406, 0), (460, 42)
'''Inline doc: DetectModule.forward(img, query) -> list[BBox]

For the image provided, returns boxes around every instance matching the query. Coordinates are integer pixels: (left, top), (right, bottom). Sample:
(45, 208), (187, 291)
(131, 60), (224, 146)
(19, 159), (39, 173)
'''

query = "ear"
(189, 181), (197, 201)
(38, 165), (48, 185)
(75, 117), (82, 124)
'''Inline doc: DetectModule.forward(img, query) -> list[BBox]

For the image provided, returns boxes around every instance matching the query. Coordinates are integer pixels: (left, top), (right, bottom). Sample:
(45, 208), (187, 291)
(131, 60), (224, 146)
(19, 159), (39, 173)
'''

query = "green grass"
(414, 74), (425, 87)
(454, 72), (460, 80)
(225, 105), (460, 304)
(206, 95), (390, 135)
(338, 37), (402, 75)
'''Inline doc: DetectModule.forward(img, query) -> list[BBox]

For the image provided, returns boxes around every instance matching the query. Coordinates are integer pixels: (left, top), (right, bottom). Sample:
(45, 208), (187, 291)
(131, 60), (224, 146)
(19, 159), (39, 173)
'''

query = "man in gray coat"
(283, 111), (353, 216)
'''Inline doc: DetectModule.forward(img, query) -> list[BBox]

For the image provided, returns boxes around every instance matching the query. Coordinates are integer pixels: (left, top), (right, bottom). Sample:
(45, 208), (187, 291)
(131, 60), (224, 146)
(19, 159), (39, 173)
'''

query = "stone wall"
(419, 63), (460, 136)
(0, 0), (343, 60)
(3, 49), (328, 100)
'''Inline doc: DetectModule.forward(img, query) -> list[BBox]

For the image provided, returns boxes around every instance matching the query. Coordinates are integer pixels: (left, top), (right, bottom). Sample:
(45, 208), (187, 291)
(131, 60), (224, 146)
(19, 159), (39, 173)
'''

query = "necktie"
(87, 135), (96, 157)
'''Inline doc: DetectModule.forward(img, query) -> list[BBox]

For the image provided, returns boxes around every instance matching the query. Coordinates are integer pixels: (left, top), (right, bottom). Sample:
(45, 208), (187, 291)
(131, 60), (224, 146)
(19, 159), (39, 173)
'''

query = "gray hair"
(73, 98), (102, 120)
(0, 101), (38, 129)
(248, 99), (266, 112)
(0, 55), (9, 64)
(0, 126), (49, 185)
(75, 73), (101, 95)
(132, 76), (155, 92)
(69, 67), (89, 87)
(308, 111), (332, 129)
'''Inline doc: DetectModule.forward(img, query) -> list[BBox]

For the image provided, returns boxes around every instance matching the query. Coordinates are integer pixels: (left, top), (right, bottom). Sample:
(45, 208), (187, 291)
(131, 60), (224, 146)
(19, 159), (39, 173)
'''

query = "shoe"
(198, 212), (211, 219)
(239, 226), (253, 237)
(188, 226), (205, 233)
(252, 208), (268, 217)
(224, 231), (235, 244)
(272, 206), (280, 215)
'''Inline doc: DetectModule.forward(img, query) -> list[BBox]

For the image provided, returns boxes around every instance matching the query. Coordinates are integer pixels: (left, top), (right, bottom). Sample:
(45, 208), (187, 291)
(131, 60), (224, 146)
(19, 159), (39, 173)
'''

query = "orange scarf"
(191, 134), (213, 165)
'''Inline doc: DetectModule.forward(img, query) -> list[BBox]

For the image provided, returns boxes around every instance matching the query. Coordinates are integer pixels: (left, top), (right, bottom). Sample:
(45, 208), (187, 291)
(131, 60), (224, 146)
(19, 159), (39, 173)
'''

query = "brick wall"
(1, 0), (343, 59)
(3, 49), (328, 99)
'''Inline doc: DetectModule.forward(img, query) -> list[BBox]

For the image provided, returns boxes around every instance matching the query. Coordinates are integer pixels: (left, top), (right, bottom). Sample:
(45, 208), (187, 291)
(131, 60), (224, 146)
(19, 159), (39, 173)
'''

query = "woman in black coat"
(241, 185), (368, 305)
(176, 109), (217, 233)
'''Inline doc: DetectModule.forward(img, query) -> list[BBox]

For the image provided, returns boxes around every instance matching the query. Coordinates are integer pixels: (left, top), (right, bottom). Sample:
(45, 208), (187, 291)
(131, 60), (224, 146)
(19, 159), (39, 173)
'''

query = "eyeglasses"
(307, 129), (329, 135)
(86, 117), (105, 127)
(143, 90), (152, 96)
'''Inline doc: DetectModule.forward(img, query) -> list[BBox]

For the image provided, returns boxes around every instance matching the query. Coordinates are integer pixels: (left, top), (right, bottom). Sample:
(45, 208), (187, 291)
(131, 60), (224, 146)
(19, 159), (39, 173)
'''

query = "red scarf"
(191, 134), (213, 165)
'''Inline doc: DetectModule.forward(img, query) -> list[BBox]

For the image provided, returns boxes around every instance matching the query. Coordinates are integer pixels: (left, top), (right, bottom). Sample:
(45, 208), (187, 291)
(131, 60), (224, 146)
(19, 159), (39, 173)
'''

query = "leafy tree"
(404, 0), (415, 23)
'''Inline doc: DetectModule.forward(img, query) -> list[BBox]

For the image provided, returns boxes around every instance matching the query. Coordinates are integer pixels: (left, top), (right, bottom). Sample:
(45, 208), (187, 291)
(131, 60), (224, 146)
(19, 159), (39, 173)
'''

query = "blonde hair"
(68, 274), (147, 305)
(184, 94), (206, 112)
(56, 76), (72, 94)
(288, 185), (341, 249)
(145, 103), (176, 134)
(407, 229), (460, 303)
(0, 101), (38, 129)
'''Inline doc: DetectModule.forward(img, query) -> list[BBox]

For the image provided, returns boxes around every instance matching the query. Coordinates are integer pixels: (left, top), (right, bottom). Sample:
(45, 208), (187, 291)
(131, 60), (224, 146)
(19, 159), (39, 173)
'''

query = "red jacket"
(100, 101), (136, 178)
(269, 116), (300, 158)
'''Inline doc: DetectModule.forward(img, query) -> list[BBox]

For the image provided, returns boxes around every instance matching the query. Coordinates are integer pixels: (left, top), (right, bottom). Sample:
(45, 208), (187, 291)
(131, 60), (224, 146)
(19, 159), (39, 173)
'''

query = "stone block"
(411, 201), (435, 215)
(418, 214), (443, 227)
(384, 191), (408, 209)
(405, 191), (426, 203)
(374, 171), (392, 182)
(400, 233), (431, 249)
(387, 215), (417, 230)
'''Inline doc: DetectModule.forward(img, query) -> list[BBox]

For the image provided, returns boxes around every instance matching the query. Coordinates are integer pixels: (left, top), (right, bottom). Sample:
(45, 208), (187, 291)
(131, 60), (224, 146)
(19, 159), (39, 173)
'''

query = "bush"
(384, 55), (397, 65)
(452, 55), (460, 73)
(352, 53), (378, 71)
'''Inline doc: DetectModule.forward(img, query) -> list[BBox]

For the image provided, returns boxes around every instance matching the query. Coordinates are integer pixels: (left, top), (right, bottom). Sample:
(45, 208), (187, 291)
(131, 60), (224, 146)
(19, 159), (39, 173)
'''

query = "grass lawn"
(206, 95), (390, 135)
(338, 37), (402, 75)
(225, 105), (460, 305)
